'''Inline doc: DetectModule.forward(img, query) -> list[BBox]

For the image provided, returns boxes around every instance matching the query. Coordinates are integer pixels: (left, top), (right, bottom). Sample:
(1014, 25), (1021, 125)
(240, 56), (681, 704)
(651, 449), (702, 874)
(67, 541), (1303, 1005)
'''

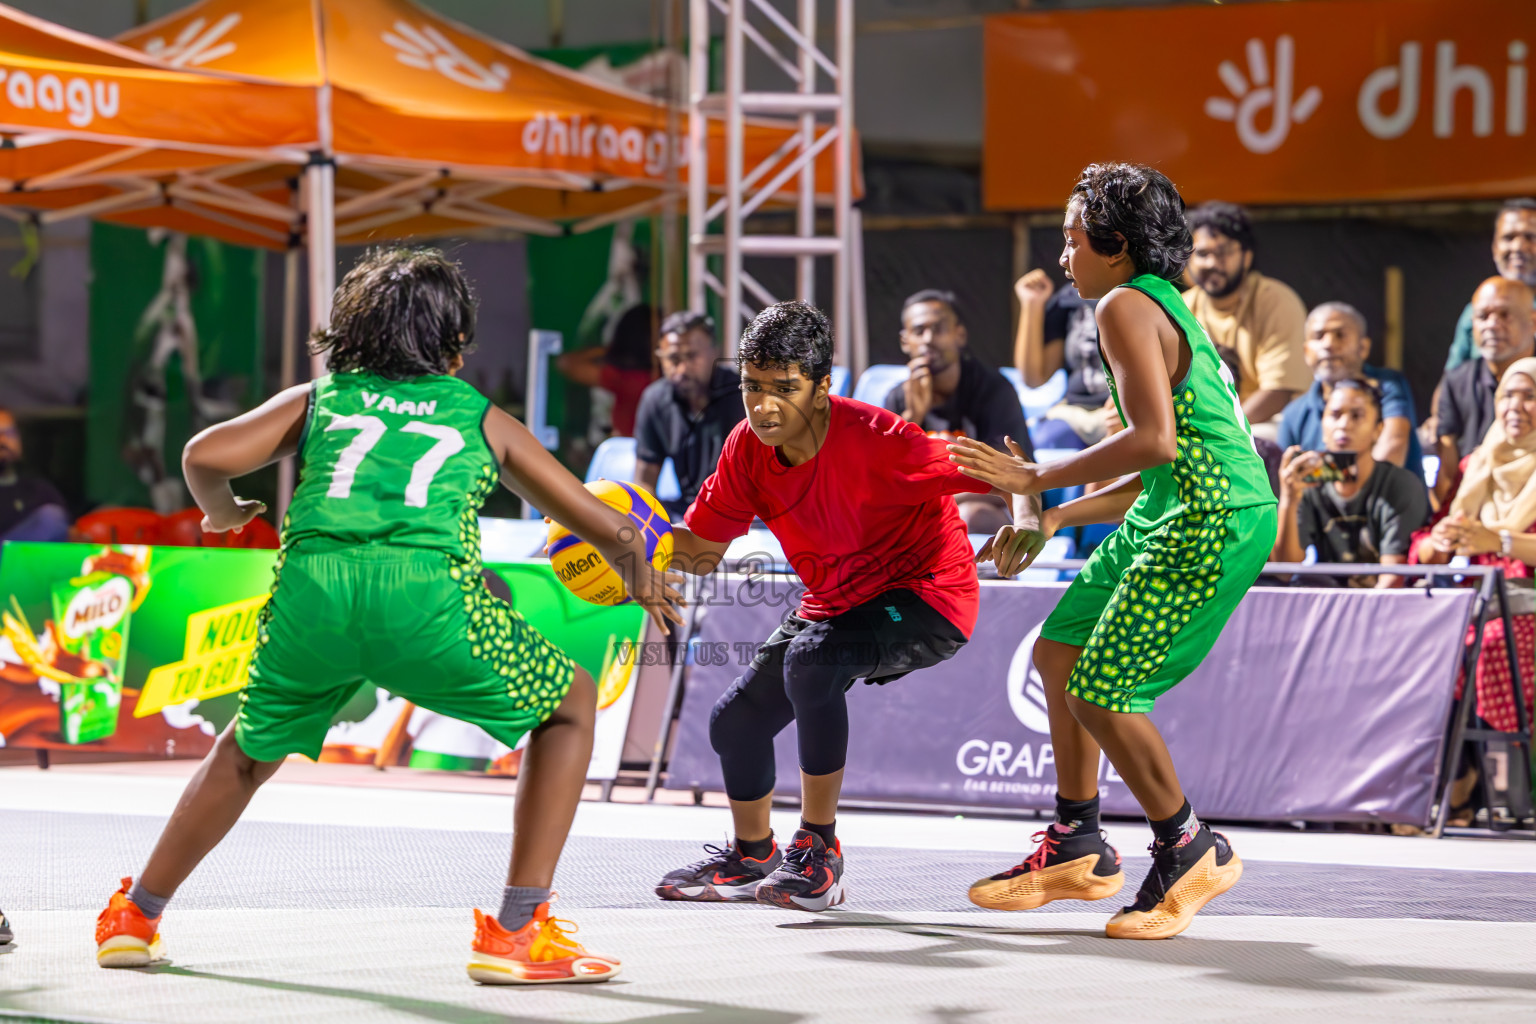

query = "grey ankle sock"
(497, 886), (550, 932)
(127, 881), (169, 920)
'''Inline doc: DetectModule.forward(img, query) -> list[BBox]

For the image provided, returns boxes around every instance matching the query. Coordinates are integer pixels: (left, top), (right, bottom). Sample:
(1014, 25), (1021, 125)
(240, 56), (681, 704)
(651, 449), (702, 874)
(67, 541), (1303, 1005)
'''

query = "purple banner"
(668, 578), (1476, 826)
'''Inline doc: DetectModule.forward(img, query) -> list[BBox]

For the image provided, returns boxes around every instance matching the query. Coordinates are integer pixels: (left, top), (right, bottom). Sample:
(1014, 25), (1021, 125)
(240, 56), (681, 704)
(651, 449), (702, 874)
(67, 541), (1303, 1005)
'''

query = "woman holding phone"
(1274, 378), (1429, 588)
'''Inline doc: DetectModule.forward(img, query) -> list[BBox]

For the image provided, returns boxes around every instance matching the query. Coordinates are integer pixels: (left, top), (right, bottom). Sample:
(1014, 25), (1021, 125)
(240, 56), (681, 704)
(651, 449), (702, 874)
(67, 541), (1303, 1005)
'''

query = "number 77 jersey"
(284, 372), (499, 560)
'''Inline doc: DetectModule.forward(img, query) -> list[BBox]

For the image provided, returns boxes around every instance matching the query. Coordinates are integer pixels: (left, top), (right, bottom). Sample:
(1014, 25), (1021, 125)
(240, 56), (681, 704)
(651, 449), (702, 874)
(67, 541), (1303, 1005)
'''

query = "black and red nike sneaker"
(655, 837), (782, 902)
(754, 828), (846, 912)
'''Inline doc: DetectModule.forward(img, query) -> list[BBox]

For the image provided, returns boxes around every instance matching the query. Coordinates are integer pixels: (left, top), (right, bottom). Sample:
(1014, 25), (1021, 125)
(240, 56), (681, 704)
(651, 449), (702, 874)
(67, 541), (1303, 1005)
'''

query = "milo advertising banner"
(0, 542), (641, 779)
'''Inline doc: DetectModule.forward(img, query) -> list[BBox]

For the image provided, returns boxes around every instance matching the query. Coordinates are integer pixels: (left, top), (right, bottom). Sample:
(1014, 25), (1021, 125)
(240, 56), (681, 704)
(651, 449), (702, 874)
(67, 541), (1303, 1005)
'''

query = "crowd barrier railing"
(641, 559), (1532, 837)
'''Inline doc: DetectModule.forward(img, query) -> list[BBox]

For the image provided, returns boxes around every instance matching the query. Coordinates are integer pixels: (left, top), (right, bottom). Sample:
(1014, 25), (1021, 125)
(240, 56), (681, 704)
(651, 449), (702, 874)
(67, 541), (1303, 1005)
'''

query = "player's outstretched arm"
(978, 475), (1142, 578)
(668, 527), (730, 578)
(482, 406), (685, 635)
(950, 289), (1178, 497)
(182, 383), (310, 534)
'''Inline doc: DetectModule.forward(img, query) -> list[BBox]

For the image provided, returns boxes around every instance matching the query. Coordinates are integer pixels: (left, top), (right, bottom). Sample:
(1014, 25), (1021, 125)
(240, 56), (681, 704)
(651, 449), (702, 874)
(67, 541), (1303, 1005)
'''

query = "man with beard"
(0, 408), (69, 543)
(634, 312), (745, 519)
(1443, 200), (1536, 371)
(1278, 302), (1422, 469)
(882, 289), (1031, 533)
(1182, 202), (1310, 440)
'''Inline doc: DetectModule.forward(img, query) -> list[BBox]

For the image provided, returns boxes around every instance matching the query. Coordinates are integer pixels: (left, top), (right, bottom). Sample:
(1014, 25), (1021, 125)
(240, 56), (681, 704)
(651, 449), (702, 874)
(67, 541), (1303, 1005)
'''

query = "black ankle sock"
(799, 818), (836, 847)
(736, 834), (775, 861)
(1149, 799), (1201, 848)
(1052, 793), (1100, 837)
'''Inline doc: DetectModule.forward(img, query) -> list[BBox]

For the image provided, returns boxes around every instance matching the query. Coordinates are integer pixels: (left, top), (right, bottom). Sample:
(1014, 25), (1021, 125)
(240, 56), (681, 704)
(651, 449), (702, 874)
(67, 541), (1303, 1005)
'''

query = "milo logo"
(62, 577), (133, 640)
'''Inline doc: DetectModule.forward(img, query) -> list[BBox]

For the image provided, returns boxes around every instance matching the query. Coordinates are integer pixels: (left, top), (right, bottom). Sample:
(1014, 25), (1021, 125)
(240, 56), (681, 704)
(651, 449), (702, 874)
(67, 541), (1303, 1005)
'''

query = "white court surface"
(1, 765), (1534, 1023)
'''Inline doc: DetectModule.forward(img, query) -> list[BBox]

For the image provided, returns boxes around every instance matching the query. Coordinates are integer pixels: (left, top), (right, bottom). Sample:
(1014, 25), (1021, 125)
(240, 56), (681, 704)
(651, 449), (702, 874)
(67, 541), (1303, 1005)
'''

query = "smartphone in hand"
(1300, 451), (1358, 484)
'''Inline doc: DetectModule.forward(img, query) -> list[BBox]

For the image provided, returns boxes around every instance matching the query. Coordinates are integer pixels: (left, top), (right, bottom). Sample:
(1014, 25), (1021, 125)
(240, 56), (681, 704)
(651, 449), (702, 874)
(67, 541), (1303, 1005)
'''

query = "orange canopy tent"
(0, 3), (316, 235)
(105, 0), (851, 331)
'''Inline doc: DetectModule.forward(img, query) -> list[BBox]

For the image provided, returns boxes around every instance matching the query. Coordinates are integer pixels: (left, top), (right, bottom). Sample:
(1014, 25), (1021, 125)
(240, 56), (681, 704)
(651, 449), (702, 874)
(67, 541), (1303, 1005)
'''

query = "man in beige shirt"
(1183, 202), (1311, 439)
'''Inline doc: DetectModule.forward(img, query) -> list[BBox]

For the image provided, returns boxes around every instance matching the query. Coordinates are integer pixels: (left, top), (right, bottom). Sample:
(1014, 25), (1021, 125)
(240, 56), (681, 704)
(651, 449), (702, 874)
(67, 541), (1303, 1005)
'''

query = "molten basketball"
(547, 480), (674, 606)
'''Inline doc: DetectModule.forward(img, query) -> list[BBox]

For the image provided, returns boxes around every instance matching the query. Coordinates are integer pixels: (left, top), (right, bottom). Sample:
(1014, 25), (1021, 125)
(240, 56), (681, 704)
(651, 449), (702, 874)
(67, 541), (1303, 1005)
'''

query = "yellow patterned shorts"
(1039, 505), (1276, 713)
(236, 545), (574, 762)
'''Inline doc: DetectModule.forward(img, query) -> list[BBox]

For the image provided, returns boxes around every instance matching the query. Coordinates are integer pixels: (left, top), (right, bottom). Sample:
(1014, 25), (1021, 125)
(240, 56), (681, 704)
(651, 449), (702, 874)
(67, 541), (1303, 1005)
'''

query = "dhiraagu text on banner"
(0, 543), (642, 779)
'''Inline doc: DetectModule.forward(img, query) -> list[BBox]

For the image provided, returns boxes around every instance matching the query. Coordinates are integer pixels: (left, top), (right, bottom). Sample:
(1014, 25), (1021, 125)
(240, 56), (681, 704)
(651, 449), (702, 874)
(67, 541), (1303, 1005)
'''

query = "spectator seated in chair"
(0, 408), (69, 543)
(1274, 379), (1428, 588)
(1412, 356), (1536, 740)
(1278, 301), (1422, 471)
(883, 288), (1032, 534)
(556, 303), (658, 438)
(1443, 199), (1536, 372)
(1012, 268), (1114, 450)
(1182, 201), (1311, 441)
(633, 311), (745, 520)
(1431, 277), (1536, 507)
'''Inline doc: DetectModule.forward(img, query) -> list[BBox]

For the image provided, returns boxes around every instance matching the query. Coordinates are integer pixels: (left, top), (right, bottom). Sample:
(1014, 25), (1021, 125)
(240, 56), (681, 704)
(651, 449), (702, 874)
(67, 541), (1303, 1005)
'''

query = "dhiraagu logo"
(383, 21), (511, 92)
(1205, 36), (1323, 154)
(142, 14), (240, 68)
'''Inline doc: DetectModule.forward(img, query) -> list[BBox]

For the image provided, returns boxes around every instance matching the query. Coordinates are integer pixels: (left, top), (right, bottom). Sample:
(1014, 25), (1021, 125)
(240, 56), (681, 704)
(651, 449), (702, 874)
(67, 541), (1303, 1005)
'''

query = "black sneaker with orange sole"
(968, 827), (1124, 911)
(655, 838), (783, 902)
(754, 829), (846, 913)
(1105, 825), (1242, 939)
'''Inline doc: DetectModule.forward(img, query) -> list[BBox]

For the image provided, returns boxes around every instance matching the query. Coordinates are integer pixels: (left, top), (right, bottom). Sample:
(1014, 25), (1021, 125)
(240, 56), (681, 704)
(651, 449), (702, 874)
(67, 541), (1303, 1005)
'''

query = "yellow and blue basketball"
(547, 480), (674, 606)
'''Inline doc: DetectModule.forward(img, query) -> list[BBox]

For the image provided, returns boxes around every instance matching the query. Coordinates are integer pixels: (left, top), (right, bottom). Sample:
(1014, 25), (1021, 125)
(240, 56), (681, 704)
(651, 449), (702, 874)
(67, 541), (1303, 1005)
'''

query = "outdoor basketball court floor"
(2, 764), (1532, 1023)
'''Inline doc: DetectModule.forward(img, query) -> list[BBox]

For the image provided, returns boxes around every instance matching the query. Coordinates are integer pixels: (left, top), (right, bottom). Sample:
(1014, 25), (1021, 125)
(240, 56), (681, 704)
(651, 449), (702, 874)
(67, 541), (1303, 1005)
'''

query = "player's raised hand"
(202, 497), (267, 534)
(948, 435), (1041, 495)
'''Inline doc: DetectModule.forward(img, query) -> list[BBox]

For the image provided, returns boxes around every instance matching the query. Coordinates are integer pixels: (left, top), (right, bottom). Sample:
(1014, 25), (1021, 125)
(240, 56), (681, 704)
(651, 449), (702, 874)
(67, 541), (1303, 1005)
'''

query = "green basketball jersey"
(1103, 273), (1277, 531)
(283, 372), (498, 559)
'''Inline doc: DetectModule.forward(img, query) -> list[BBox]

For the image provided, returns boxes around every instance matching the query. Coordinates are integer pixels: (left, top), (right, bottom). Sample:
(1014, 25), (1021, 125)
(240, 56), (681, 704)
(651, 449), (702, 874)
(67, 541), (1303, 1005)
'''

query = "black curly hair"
(737, 300), (834, 384)
(1186, 200), (1257, 253)
(310, 247), (476, 379)
(1068, 163), (1193, 282)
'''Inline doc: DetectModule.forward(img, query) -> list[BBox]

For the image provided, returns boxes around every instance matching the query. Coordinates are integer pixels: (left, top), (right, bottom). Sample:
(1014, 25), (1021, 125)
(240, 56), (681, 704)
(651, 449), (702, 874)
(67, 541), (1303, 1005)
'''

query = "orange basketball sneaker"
(95, 878), (163, 968)
(467, 901), (620, 985)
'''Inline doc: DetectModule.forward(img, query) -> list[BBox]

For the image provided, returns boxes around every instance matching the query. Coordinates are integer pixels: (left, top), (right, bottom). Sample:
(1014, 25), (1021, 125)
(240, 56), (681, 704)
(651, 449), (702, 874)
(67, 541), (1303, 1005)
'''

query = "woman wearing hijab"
(1414, 355), (1536, 739)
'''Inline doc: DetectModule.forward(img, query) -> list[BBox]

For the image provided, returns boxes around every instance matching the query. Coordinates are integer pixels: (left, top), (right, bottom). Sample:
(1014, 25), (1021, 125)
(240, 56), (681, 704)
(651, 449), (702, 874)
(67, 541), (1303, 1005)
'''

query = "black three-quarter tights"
(707, 588), (967, 802)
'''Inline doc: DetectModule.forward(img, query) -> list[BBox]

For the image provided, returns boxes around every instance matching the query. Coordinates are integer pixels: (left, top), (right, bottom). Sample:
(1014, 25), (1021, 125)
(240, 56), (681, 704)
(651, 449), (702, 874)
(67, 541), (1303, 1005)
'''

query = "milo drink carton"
(51, 571), (134, 744)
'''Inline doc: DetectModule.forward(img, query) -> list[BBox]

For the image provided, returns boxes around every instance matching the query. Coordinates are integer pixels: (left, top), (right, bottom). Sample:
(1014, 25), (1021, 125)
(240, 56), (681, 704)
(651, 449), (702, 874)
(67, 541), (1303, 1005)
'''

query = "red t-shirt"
(685, 396), (990, 635)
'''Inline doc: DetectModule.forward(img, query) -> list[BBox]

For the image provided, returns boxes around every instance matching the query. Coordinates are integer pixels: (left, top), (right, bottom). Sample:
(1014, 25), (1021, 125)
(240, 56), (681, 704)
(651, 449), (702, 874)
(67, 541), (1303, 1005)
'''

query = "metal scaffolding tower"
(687, 0), (865, 376)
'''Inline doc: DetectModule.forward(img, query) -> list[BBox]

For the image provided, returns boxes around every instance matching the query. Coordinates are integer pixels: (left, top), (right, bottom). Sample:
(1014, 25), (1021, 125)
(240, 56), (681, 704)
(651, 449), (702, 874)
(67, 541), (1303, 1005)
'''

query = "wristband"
(1500, 529), (1513, 557)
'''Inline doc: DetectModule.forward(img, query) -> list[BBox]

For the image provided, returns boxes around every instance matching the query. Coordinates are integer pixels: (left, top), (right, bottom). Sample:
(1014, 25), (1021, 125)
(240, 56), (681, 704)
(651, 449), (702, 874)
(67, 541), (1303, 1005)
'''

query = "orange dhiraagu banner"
(984, 0), (1536, 209)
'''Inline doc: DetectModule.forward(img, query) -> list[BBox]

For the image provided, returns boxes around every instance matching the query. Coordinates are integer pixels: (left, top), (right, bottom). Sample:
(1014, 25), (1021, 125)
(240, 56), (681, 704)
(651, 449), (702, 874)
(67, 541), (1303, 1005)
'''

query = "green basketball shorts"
(235, 544), (575, 762)
(1039, 504), (1277, 714)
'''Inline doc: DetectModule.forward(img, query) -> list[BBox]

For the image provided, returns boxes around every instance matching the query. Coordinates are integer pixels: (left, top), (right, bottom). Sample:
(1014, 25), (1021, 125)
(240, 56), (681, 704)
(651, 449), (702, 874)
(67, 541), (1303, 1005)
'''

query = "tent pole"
(277, 246), (301, 519)
(795, 0), (816, 306)
(686, 0), (709, 316)
(305, 159), (335, 378)
(723, 0), (745, 355)
(834, 0), (854, 375)
(850, 205), (867, 376)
